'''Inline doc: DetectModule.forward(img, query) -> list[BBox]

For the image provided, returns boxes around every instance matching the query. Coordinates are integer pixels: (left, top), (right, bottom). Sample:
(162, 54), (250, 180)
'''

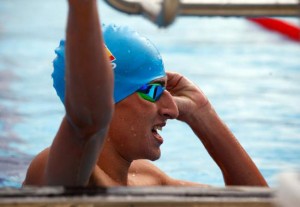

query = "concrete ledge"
(0, 186), (275, 207)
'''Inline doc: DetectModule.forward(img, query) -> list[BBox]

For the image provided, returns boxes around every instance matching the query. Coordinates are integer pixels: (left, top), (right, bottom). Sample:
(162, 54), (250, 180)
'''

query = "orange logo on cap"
(105, 45), (116, 62)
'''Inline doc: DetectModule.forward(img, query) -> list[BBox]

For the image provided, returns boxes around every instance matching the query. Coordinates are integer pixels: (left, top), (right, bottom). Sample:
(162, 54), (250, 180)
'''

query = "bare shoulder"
(129, 160), (208, 187)
(23, 148), (50, 186)
(130, 160), (164, 175)
(129, 160), (167, 185)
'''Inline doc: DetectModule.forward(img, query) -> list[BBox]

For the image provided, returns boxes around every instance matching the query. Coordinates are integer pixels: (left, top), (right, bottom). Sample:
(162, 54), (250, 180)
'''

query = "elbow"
(99, 98), (114, 128)
(66, 98), (114, 139)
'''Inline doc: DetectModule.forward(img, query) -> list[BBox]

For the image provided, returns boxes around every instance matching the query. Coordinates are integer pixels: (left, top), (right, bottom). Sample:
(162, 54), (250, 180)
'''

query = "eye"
(137, 84), (165, 102)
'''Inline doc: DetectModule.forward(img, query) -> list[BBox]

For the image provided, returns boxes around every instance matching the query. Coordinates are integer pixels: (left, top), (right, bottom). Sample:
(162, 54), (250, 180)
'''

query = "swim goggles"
(137, 83), (165, 102)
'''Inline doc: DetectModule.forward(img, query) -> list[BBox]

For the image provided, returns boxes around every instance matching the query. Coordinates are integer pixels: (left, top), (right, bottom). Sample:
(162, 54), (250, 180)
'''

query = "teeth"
(154, 126), (162, 131)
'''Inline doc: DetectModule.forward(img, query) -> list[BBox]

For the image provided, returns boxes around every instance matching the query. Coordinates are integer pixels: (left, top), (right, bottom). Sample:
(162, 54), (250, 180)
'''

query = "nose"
(157, 90), (179, 119)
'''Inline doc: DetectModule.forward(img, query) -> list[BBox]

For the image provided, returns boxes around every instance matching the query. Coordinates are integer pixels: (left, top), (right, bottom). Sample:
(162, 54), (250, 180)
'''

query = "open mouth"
(151, 124), (164, 144)
(152, 125), (162, 133)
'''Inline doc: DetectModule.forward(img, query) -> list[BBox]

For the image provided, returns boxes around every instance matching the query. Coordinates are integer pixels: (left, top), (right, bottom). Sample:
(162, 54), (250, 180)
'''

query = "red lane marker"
(248, 17), (300, 42)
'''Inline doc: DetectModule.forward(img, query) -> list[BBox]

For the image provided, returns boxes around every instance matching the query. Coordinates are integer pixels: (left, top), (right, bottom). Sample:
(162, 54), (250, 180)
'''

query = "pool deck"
(0, 186), (275, 207)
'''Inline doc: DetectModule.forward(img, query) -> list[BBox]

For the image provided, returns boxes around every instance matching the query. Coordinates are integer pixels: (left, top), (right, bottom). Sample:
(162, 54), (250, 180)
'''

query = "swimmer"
(23, 0), (268, 187)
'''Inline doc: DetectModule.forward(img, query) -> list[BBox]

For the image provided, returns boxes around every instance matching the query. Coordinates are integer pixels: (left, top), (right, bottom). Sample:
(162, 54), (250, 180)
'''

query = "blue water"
(0, 0), (300, 188)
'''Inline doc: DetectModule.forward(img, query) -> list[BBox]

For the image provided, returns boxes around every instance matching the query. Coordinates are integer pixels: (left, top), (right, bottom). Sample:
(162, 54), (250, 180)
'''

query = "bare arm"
(166, 72), (267, 186)
(45, 0), (114, 186)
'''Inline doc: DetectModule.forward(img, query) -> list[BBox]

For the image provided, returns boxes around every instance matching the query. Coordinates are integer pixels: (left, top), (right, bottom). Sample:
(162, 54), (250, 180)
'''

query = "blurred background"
(0, 0), (299, 187)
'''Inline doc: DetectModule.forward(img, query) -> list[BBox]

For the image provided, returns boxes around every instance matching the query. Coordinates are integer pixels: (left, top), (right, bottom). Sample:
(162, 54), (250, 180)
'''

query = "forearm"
(65, 0), (114, 136)
(187, 102), (268, 186)
(41, 1), (114, 186)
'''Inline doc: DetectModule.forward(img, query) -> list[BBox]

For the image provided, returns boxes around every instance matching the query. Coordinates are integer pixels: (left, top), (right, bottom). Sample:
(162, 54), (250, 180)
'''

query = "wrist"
(183, 99), (212, 125)
(68, 0), (96, 11)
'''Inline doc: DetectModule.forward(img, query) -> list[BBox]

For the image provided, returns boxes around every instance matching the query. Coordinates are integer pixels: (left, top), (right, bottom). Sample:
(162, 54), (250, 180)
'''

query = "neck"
(97, 138), (132, 186)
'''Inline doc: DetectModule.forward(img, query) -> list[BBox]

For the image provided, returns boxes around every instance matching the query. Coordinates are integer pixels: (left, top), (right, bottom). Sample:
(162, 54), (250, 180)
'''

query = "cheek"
(112, 94), (158, 137)
(127, 109), (150, 136)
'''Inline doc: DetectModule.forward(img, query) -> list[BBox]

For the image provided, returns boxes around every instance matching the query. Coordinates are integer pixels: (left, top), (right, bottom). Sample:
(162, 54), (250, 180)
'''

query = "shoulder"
(129, 160), (168, 185)
(23, 148), (50, 186)
(130, 160), (164, 175)
(129, 160), (208, 187)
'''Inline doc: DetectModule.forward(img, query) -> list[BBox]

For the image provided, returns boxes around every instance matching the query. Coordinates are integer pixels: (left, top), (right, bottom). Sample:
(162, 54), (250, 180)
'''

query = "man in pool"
(23, 0), (267, 187)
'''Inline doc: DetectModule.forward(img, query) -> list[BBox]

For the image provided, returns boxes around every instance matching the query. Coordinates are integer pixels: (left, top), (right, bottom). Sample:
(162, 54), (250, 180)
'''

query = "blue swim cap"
(52, 25), (165, 104)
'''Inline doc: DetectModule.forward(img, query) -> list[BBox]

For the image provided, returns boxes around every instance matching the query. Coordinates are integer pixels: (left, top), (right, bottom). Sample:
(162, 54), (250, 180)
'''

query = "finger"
(166, 71), (183, 91)
(172, 96), (191, 121)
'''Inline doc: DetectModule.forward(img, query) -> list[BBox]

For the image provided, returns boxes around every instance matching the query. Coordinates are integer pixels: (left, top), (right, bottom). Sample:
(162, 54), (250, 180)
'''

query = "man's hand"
(166, 71), (208, 123)
(167, 72), (268, 187)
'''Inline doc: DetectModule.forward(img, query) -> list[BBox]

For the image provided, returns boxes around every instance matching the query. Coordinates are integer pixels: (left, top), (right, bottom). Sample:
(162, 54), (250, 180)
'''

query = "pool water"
(0, 0), (300, 187)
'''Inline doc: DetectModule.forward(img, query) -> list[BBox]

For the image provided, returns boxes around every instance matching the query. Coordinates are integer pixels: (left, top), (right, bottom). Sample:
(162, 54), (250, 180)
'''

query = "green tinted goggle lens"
(137, 83), (165, 102)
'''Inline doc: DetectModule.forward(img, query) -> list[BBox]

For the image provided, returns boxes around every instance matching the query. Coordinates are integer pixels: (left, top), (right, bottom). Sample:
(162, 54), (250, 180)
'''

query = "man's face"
(108, 77), (179, 162)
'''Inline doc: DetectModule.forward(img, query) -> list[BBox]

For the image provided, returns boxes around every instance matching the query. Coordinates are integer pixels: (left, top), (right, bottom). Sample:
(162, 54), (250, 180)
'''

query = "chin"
(135, 143), (162, 161)
(147, 150), (161, 161)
